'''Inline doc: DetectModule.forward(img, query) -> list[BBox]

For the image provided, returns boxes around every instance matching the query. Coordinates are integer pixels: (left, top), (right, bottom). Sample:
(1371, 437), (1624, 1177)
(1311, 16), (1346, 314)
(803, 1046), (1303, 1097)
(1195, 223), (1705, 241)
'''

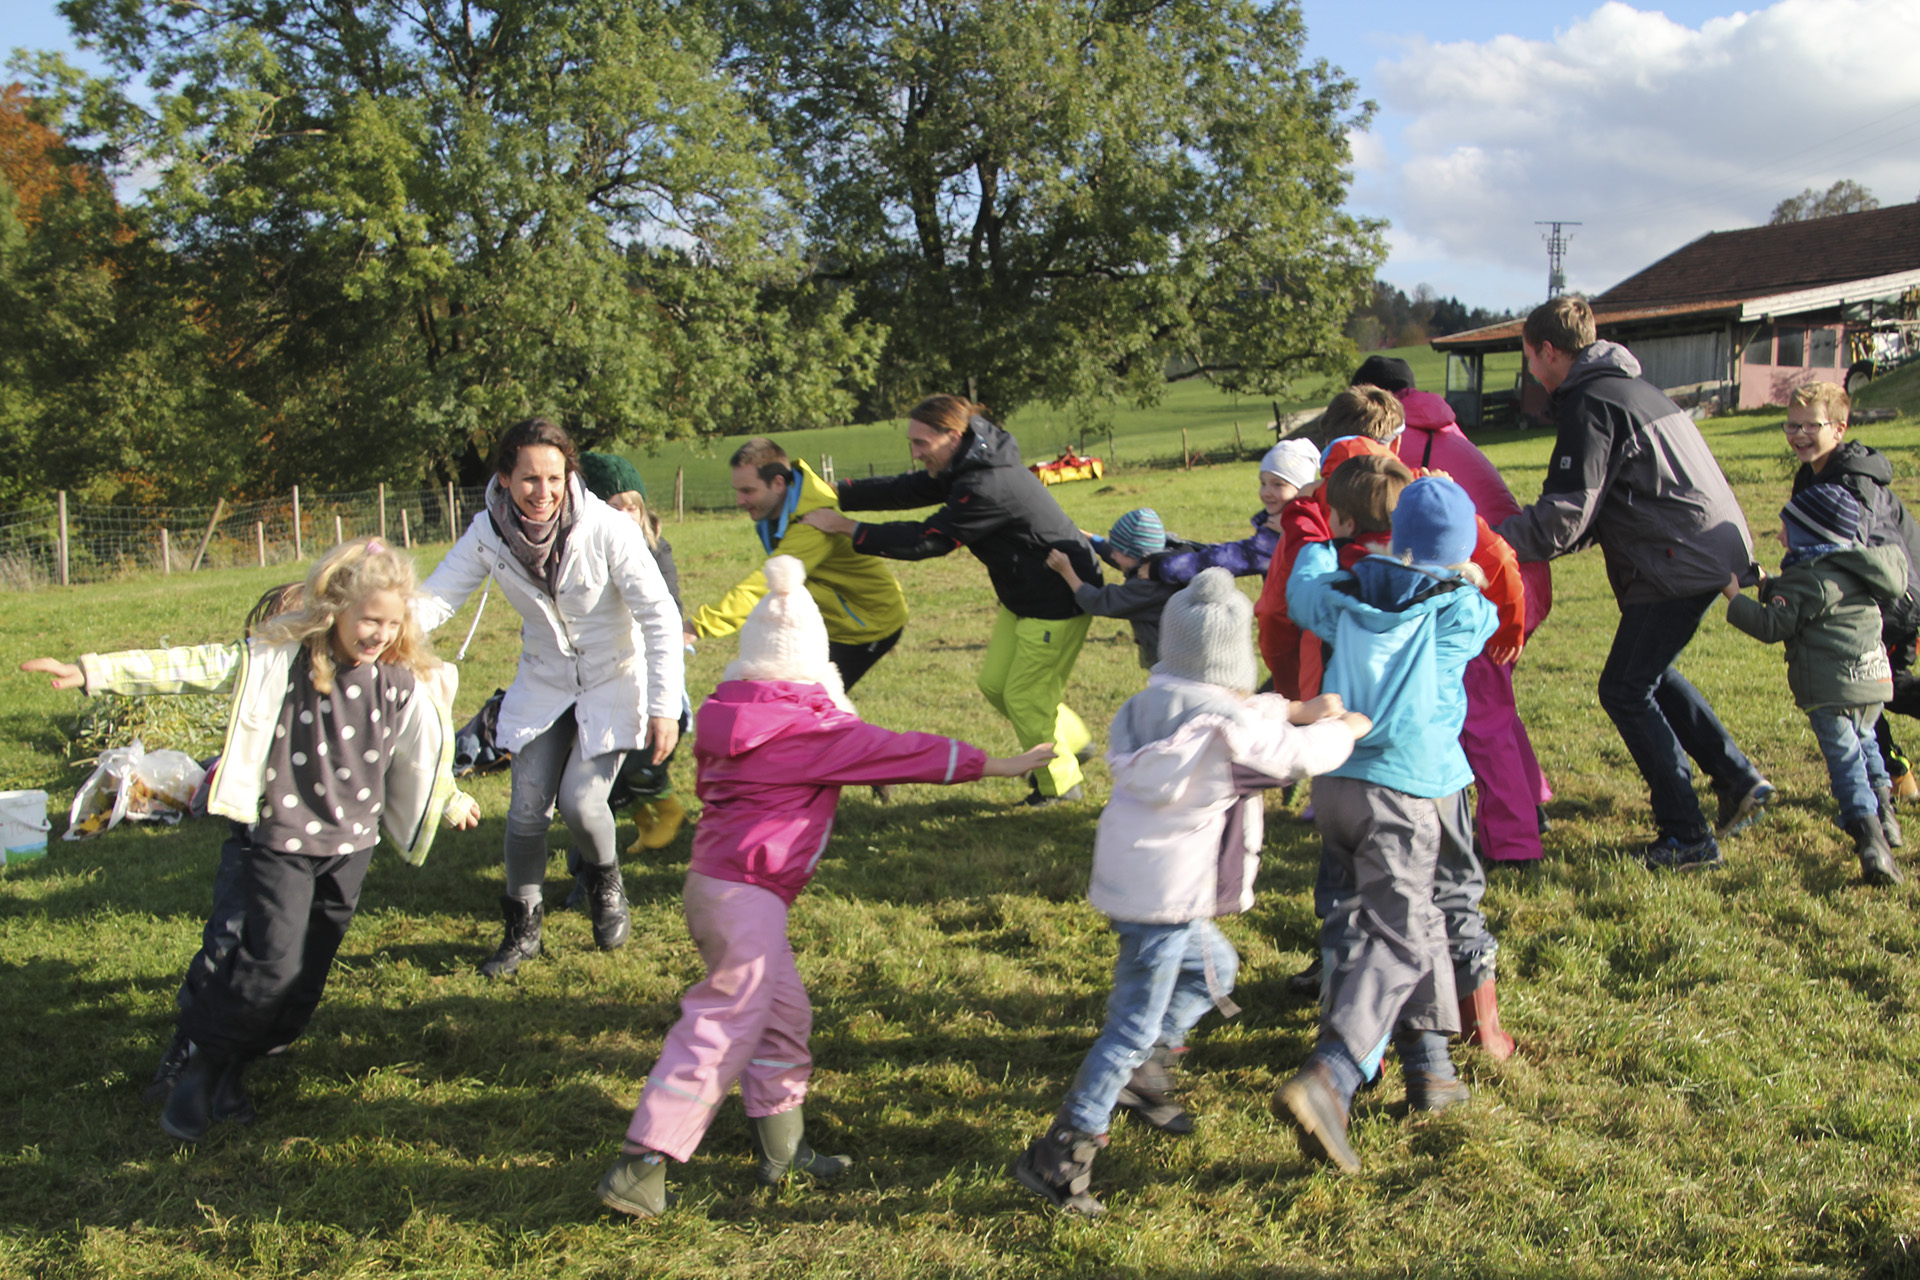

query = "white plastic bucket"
(0, 789), (51, 867)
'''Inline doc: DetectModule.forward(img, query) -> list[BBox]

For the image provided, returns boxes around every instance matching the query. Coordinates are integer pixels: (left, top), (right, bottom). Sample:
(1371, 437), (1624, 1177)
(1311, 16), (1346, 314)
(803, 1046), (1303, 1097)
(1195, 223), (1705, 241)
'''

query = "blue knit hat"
(1782, 484), (1863, 550)
(1391, 477), (1478, 567)
(1107, 508), (1167, 560)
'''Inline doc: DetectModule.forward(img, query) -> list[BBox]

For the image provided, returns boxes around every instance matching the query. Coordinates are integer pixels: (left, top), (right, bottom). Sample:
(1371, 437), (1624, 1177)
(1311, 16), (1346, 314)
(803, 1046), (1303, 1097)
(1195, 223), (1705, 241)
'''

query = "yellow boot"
(640, 794), (687, 849)
(625, 802), (662, 856)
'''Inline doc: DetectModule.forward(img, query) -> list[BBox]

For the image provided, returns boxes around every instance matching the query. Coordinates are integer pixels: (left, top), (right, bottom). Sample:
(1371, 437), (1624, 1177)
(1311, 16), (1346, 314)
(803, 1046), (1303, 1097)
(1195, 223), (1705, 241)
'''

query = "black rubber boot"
(1847, 815), (1902, 886)
(479, 896), (544, 978)
(144, 1031), (193, 1106)
(1115, 1045), (1193, 1134)
(160, 1045), (232, 1142)
(210, 1056), (256, 1125)
(579, 861), (631, 951)
(750, 1107), (852, 1185)
(1013, 1113), (1109, 1216)
(1876, 786), (1904, 848)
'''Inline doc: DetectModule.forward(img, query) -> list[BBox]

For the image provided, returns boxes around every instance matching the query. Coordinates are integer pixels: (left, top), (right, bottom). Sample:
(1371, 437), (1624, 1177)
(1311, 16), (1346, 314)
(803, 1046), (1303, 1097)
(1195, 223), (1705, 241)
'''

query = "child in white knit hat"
(1013, 567), (1369, 1216)
(598, 555), (1055, 1218)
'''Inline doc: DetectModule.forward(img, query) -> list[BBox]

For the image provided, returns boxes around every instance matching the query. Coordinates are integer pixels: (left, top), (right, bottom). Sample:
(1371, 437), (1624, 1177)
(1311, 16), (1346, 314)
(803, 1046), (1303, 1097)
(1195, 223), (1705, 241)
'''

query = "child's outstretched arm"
(22, 644), (245, 698)
(20, 658), (83, 690)
(981, 742), (1058, 777)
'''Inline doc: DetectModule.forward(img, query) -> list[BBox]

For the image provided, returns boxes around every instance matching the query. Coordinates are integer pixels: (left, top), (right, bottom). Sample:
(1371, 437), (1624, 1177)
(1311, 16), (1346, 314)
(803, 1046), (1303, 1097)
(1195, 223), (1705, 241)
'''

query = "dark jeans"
(176, 825), (252, 1020)
(1597, 590), (1760, 842)
(828, 627), (903, 691)
(179, 835), (374, 1058)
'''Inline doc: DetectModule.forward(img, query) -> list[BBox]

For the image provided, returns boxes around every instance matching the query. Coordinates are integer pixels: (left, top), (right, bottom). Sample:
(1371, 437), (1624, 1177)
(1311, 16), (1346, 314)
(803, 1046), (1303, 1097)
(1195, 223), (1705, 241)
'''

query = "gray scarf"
(487, 472), (581, 596)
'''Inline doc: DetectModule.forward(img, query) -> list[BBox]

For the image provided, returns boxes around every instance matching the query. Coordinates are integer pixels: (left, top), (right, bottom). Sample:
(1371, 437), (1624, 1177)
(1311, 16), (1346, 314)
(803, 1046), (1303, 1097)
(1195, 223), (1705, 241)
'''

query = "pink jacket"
(1393, 390), (1553, 635)
(689, 680), (988, 903)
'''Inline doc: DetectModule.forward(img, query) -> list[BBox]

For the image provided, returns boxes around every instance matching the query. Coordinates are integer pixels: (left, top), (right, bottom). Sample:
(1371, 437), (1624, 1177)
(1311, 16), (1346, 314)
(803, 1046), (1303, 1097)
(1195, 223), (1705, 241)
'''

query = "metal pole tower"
(1536, 221), (1581, 297)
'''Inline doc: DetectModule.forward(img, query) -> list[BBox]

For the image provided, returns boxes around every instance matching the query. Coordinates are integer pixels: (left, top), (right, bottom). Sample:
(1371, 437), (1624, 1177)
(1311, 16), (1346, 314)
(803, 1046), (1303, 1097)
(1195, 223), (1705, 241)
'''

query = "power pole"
(1536, 221), (1582, 298)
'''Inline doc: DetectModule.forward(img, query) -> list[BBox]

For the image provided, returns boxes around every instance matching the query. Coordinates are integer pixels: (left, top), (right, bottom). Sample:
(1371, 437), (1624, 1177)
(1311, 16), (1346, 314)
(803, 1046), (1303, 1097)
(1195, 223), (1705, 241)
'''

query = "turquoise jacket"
(1287, 541), (1497, 798)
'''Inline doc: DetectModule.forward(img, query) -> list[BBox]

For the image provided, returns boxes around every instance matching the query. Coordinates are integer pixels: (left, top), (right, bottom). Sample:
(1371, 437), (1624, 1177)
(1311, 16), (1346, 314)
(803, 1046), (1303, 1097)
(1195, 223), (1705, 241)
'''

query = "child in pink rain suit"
(1355, 354), (1556, 864)
(596, 555), (1054, 1217)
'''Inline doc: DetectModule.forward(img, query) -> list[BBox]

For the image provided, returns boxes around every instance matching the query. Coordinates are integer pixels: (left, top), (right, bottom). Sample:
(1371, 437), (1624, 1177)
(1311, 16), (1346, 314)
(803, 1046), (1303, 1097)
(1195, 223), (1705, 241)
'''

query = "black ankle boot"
(579, 861), (631, 951)
(210, 1056), (256, 1124)
(1876, 786), (1904, 848)
(1847, 815), (1902, 886)
(480, 895), (544, 978)
(144, 1032), (192, 1106)
(160, 1046), (231, 1142)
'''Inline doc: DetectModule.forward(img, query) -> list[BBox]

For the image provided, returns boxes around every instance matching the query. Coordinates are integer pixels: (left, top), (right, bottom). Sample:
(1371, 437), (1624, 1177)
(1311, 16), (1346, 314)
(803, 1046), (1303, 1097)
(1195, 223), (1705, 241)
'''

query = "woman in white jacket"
(418, 418), (686, 977)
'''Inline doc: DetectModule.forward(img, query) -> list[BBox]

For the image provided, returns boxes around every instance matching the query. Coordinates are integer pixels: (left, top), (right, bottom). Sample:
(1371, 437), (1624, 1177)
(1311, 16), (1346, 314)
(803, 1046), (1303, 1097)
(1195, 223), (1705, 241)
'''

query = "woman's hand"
(647, 716), (680, 765)
(797, 509), (855, 537)
(20, 658), (83, 690)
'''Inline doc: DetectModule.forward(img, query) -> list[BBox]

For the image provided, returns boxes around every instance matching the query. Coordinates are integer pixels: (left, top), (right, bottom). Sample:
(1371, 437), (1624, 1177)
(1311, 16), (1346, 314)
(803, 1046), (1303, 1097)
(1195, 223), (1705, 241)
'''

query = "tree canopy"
(1769, 179), (1879, 225)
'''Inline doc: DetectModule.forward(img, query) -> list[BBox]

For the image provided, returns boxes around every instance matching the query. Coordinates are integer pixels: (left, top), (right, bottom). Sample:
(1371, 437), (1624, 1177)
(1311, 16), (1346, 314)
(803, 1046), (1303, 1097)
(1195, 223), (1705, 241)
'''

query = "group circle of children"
(21, 294), (1920, 1214)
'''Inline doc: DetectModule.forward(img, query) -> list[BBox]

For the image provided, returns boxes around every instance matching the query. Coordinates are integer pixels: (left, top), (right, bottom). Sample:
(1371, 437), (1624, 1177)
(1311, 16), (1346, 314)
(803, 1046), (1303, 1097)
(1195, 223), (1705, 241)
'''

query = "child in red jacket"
(596, 556), (1052, 1218)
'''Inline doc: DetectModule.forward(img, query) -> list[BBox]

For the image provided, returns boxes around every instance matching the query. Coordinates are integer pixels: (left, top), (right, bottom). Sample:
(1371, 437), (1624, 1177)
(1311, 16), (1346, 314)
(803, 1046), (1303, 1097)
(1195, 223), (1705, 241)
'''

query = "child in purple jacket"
(596, 555), (1053, 1217)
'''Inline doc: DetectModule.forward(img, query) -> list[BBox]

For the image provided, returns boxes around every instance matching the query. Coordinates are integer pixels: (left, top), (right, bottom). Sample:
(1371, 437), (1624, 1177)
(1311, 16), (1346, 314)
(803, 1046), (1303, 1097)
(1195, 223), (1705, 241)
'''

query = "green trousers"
(978, 608), (1092, 797)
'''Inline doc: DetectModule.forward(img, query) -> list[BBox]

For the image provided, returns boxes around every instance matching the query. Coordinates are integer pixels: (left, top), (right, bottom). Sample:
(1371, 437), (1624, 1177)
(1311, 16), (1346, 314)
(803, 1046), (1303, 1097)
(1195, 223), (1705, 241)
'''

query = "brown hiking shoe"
(1273, 1062), (1360, 1174)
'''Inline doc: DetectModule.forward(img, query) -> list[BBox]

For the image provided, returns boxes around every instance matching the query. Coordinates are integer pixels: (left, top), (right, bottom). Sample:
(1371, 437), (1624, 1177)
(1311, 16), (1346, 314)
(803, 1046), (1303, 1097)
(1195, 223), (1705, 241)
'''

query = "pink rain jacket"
(1393, 390), (1553, 635)
(689, 680), (988, 903)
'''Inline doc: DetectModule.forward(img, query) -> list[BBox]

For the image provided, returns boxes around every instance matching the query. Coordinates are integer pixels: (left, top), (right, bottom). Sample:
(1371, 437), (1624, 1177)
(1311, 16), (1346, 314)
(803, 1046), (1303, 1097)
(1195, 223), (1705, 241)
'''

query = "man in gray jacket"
(1495, 296), (1770, 871)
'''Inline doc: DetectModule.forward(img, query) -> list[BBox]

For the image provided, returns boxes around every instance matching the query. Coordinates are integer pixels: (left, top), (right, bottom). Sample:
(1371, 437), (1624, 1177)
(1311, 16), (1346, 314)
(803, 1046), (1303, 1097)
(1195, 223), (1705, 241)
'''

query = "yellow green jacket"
(690, 459), (908, 645)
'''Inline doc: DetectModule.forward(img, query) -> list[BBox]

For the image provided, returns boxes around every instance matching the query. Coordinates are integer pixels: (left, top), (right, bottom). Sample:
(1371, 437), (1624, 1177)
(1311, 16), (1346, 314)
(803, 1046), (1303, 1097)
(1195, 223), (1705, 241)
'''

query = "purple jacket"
(689, 680), (987, 903)
(1151, 510), (1278, 583)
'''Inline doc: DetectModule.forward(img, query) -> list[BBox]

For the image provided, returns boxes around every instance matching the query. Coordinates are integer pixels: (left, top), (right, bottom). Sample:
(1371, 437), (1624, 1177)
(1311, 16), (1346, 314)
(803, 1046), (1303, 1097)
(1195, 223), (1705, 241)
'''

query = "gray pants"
(1313, 788), (1497, 996)
(1314, 776), (1461, 1057)
(504, 708), (627, 899)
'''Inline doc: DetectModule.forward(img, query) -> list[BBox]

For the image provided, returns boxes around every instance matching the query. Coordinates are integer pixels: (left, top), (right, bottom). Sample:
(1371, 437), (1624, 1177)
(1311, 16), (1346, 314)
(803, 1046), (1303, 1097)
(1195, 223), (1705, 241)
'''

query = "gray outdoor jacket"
(1495, 341), (1758, 604)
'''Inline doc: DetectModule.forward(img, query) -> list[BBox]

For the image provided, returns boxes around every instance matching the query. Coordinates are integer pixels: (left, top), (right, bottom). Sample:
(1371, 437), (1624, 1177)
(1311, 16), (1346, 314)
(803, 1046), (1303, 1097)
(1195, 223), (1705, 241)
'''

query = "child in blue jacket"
(1275, 477), (1498, 1173)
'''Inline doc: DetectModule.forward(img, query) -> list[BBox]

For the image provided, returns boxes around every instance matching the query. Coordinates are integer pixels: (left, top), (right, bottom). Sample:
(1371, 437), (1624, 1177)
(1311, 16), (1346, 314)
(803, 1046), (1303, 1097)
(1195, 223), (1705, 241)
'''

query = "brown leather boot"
(1458, 980), (1516, 1061)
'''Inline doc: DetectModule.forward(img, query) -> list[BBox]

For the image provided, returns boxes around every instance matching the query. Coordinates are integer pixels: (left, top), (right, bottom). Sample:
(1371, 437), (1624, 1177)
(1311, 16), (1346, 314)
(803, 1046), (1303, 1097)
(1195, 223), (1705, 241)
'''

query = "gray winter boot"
(1876, 785), (1904, 848)
(597, 1151), (671, 1217)
(750, 1107), (852, 1185)
(1847, 814), (1902, 886)
(1115, 1044), (1192, 1134)
(1012, 1113), (1109, 1216)
(479, 895), (543, 978)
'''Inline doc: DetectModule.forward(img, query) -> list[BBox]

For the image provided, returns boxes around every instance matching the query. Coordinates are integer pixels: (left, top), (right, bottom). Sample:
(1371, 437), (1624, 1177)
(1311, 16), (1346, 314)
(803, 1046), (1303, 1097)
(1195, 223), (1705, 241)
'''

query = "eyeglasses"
(1782, 421), (1835, 436)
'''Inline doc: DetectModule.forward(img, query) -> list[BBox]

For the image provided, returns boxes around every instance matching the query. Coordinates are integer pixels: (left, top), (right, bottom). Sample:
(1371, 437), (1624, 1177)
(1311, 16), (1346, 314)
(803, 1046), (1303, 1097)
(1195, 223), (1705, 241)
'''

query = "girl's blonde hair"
(254, 538), (439, 692)
(604, 491), (662, 550)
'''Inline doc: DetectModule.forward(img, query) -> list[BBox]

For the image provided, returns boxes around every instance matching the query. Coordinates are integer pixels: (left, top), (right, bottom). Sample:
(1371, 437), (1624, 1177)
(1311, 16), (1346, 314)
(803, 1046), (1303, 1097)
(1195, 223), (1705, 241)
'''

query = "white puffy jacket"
(417, 482), (685, 758)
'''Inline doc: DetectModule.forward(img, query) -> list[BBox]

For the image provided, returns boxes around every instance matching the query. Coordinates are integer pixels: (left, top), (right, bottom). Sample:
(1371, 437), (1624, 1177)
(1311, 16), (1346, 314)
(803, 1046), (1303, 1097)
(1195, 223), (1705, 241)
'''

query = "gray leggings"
(504, 709), (627, 900)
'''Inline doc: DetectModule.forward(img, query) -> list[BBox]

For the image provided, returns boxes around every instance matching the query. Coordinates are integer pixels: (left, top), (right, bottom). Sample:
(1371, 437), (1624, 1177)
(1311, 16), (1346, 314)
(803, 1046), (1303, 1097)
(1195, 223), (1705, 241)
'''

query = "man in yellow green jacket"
(685, 438), (909, 689)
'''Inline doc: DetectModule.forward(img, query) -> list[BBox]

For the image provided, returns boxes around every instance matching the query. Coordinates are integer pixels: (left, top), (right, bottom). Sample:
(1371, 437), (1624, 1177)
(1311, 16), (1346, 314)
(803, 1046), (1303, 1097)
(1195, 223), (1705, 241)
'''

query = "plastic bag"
(66, 739), (208, 840)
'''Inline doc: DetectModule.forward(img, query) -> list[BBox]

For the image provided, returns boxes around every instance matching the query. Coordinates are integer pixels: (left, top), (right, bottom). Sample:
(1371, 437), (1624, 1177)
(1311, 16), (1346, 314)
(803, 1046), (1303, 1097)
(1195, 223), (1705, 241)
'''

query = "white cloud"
(1358, 0), (1920, 309)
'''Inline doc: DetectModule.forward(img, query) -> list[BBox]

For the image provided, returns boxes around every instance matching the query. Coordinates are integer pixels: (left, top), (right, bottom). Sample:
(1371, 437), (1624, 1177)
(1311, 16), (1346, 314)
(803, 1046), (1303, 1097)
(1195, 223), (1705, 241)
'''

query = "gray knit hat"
(1154, 567), (1256, 692)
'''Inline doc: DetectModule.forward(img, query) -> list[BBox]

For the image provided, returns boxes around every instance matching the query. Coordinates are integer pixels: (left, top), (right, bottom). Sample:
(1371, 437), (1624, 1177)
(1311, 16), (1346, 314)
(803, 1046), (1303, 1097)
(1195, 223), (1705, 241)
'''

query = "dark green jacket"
(1726, 544), (1905, 707)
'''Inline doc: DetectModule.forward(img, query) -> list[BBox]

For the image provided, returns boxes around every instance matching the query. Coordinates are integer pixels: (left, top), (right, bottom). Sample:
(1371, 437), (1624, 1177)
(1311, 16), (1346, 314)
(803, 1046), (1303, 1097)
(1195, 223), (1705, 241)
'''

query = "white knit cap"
(723, 555), (852, 709)
(1154, 567), (1257, 692)
(1260, 439), (1319, 489)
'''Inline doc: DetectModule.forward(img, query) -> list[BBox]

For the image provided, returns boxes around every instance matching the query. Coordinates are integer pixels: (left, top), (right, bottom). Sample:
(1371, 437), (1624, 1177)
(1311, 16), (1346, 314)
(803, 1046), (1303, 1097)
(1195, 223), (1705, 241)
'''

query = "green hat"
(579, 451), (647, 502)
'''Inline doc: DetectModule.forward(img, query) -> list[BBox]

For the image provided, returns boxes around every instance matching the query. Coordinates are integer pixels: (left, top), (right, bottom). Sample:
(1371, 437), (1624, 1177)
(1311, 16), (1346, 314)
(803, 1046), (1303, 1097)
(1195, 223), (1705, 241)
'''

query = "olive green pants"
(977, 608), (1092, 796)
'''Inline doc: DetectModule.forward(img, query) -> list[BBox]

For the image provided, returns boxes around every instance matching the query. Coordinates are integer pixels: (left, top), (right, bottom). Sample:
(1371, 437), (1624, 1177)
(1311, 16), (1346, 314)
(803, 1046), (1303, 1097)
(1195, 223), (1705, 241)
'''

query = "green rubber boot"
(597, 1151), (671, 1218)
(750, 1107), (852, 1185)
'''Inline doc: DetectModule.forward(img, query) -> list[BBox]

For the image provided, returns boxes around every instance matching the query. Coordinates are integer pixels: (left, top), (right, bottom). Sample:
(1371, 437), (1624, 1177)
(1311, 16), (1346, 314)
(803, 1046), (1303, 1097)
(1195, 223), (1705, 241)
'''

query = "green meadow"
(3, 384), (1920, 1278)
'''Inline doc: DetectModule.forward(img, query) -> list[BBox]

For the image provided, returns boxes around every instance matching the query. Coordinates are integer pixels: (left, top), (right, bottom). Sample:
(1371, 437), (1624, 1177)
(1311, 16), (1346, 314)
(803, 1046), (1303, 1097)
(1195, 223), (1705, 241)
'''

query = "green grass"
(1856, 358), (1920, 420)
(5, 407), (1920, 1277)
(629, 345), (1523, 508)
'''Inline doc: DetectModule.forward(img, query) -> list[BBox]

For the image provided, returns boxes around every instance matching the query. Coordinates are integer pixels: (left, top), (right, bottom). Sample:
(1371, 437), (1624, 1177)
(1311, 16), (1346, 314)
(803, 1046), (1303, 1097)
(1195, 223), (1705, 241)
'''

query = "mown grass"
(4, 406), (1920, 1278)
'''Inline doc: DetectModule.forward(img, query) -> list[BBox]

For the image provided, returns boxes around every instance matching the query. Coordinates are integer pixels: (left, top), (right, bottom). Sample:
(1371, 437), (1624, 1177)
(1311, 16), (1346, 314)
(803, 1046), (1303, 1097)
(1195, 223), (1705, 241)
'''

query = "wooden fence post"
(333, 514), (343, 546)
(56, 490), (68, 587)
(1233, 421), (1244, 457)
(378, 483), (387, 540)
(1182, 428), (1191, 470)
(674, 467), (684, 522)
(292, 486), (303, 560)
(188, 498), (225, 573)
(401, 508), (412, 550)
(255, 521), (266, 567)
(446, 480), (456, 541)
(160, 528), (172, 575)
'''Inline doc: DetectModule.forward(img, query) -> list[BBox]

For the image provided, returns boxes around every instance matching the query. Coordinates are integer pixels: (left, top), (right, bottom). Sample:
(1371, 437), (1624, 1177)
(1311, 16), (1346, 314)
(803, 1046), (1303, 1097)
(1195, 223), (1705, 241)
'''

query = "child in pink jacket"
(1355, 355), (1555, 864)
(596, 555), (1054, 1217)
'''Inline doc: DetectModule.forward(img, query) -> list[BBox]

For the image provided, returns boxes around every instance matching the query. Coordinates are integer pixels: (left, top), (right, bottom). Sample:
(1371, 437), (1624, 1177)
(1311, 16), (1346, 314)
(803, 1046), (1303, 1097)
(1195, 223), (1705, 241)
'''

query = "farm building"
(1432, 201), (1920, 427)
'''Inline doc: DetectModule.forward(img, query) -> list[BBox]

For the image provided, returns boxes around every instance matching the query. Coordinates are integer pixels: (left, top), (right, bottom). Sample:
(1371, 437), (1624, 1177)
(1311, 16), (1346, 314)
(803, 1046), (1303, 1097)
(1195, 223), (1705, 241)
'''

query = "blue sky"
(10, 0), (1920, 313)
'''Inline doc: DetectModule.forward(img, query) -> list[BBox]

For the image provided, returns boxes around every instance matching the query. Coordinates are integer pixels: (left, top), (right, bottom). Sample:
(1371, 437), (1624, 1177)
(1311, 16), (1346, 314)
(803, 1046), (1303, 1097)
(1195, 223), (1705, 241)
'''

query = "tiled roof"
(1596, 202), (1920, 307)
(1431, 299), (1742, 351)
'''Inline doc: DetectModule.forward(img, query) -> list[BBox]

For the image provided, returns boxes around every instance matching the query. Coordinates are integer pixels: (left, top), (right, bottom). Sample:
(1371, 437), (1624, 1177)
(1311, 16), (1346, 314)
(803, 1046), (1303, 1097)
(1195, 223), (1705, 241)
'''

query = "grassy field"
(630, 345), (1525, 508)
(5, 405), (1920, 1278)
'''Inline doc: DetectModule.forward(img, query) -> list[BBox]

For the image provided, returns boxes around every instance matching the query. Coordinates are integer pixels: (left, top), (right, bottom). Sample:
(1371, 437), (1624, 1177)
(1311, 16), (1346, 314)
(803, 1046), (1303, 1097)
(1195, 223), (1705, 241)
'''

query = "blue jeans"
(1597, 590), (1762, 842)
(1807, 705), (1889, 825)
(1061, 920), (1239, 1134)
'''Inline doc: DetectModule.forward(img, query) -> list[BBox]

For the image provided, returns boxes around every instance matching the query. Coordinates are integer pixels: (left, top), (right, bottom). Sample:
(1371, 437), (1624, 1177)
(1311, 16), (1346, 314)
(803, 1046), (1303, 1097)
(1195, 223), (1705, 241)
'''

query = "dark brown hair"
(907, 394), (983, 436)
(729, 436), (791, 486)
(492, 417), (580, 480)
(1522, 295), (1596, 354)
(1323, 386), (1405, 442)
(1324, 453), (1415, 535)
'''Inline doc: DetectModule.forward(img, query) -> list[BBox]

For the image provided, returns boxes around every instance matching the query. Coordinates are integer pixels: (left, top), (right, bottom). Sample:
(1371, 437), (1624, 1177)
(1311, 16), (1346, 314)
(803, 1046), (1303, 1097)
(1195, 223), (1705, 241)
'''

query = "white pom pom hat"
(722, 555), (853, 709)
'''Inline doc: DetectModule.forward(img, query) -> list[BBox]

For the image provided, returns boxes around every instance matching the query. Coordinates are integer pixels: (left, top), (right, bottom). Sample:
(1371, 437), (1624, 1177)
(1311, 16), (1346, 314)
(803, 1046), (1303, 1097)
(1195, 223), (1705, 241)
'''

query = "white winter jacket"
(417, 481), (686, 757)
(1088, 675), (1356, 924)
